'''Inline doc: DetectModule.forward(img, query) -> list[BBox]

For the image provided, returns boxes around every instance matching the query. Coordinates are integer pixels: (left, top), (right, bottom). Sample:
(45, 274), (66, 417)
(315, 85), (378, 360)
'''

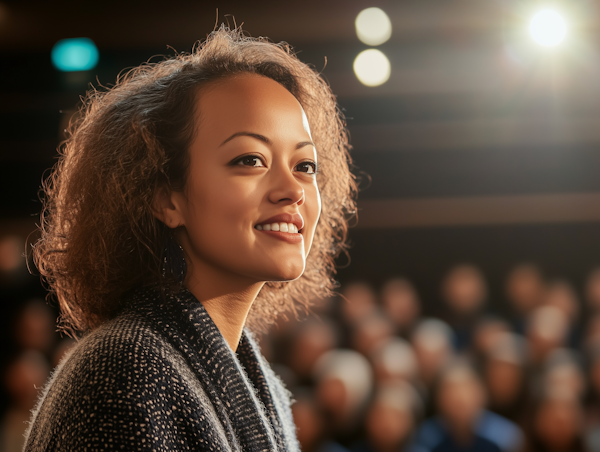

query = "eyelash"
(232, 154), (319, 175)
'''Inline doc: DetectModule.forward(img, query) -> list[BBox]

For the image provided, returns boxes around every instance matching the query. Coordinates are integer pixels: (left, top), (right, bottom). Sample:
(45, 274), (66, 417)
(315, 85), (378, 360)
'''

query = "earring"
(161, 232), (187, 286)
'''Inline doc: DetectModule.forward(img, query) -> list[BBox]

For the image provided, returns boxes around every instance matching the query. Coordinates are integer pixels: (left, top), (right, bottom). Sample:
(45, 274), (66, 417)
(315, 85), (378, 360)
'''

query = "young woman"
(24, 26), (356, 451)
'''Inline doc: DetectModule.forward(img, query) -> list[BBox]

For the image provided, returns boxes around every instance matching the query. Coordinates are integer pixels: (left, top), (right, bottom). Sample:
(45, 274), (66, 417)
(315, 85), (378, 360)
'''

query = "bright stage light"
(51, 38), (99, 72)
(355, 7), (392, 46)
(529, 9), (566, 47)
(353, 49), (391, 87)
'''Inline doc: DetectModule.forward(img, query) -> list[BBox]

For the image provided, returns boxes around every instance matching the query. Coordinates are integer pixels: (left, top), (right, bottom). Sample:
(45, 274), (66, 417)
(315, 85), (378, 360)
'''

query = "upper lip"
(257, 213), (304, 232)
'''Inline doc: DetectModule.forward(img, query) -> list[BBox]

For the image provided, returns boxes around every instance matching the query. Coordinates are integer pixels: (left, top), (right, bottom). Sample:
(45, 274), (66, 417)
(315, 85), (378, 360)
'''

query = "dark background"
(2, 0), (600, 319)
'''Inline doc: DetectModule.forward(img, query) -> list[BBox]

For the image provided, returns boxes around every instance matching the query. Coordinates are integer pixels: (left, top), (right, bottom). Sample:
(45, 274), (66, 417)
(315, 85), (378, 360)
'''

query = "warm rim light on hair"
(353, 49), (391, 87)
(529, 9), (567, 47)
(355, 7), (392, 46)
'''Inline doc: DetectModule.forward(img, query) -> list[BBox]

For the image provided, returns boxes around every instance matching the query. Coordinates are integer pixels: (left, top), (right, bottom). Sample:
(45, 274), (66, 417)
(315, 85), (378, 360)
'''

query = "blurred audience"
(5, 261), (600, 451)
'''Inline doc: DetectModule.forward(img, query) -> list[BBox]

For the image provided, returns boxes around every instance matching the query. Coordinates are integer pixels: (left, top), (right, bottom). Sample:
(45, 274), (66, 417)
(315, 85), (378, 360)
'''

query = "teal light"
(51, 38), (99, 72)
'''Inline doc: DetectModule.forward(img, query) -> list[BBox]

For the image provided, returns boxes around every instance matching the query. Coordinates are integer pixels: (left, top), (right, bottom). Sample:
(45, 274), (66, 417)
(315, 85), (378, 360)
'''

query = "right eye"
(234, 155), (265, 167)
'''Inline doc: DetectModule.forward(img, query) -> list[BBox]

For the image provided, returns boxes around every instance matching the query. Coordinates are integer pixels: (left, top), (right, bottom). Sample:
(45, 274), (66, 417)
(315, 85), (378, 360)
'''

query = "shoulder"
(477, 410), (524, 452)
(407, 417), (447, 452)
(25, 312), (228, 451)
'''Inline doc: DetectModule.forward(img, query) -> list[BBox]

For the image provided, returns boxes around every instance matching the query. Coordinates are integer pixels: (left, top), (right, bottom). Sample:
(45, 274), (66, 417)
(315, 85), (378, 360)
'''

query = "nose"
(268, 165), (305, 206)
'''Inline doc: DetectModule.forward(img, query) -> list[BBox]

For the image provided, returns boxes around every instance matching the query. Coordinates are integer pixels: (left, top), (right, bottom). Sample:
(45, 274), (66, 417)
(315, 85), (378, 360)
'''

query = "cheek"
(184, 176), (257, 252)
(302, 184), (321, 255)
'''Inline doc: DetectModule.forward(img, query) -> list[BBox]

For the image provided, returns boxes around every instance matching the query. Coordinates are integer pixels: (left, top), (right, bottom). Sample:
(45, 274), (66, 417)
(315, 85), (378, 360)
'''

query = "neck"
(183, 261), (264, 352)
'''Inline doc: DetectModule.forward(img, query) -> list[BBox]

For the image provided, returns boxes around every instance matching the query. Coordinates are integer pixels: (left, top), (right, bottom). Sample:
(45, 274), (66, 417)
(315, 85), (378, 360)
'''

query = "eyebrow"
(219, 131), (315, 150)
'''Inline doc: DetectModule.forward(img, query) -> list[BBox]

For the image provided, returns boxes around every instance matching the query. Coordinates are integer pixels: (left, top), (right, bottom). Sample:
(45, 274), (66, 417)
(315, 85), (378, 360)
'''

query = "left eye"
(296, 161), (317, 174)
(235, 156), (265, 167)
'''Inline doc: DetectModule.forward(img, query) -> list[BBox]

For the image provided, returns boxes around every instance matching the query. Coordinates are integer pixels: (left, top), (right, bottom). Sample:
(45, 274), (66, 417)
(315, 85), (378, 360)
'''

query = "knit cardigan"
(23, 286), (300, 451)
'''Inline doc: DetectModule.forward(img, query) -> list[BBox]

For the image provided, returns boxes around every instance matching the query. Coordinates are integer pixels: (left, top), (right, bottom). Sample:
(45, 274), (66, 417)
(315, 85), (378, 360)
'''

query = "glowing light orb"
(355, 7), (392, 46)
(51, 38), (99, 72)
(353, 49), (391, 87)
(529, 9), (566, 47)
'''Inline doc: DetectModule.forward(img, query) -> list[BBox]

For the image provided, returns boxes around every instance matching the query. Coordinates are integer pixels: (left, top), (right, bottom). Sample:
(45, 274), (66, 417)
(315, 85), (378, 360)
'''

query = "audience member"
(313, 349), (374, 446)
(369, 338), (419, 385)
(380, 278), (421, 337)
(441, 265), (488, 351)
(409, 361), (523, 452)
(411, 319), (455, 388)
(525, 305), (569, 368)
(482, 333), (529, 424)
(528, 387), (586, 452)
(0, 352), (50, 452)
(505, 264), (545, 334)
(292, 388), (350, 452)
(471, 316), (511, 360)
(350, 312), (395, 358)
(339, 281), (379, 327)
(285, 317), (340, 384)
(352, 381), (422, 452)
(585, 267), (600, 314)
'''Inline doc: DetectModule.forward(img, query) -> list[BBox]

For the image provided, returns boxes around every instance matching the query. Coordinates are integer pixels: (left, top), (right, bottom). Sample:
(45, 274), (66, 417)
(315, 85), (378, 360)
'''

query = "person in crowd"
(369, 337), (419, 386)
(340, 281), (380, 327)
(582, 312), (600, 352)
(440, 264), (488, 352)
(471, 316), (511, 361)
(291, 388), (350, 452)
(528, 387), (586, 452)
(411, 319), (455, 388)
(380, 278), (421, 338)
(313, 349), (374, 446)
(585, 267), (600, 314)
(541, 349), (586, 402)
(525, 305), (570, 369)
(285, 317), (340, 384)
(409, 361), (523, 452)
(505, 264), (545, 334)
(352, 381), (423, 452)
(584, 344), (600, 451)
(0, 352), (50, 452)
(482, 333), (529, 424)
(24, 26), (357, 450)
(350, 311), (395, 358)
(541, 280), (580, 347)
(12, 298), (56, 358)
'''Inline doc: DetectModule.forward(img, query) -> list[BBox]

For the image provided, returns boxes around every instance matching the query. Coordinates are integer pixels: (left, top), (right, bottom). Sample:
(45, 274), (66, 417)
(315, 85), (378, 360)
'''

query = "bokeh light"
(51, 38), (99, 72)
(353, 49), (391, 87)
(355, 7), (392, 46)
(529, 9), (566, 47)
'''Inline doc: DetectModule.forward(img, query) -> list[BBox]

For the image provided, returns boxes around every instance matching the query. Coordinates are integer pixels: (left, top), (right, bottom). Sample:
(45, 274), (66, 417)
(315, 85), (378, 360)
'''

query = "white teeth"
(256, 222), (300, 233)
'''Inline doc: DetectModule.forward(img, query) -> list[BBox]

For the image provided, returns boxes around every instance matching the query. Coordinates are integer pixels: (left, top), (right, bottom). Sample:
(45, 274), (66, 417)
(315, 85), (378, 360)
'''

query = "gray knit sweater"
(23, 286), (300, 451)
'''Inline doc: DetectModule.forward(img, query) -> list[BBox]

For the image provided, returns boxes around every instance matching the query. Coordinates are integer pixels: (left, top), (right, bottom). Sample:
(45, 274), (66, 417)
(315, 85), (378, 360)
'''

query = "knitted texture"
(23, 286), (300, 451)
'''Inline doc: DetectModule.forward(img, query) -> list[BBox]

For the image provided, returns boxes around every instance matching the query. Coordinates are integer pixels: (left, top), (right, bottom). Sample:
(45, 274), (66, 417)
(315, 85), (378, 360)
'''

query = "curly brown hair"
(32, 26), (357, 336)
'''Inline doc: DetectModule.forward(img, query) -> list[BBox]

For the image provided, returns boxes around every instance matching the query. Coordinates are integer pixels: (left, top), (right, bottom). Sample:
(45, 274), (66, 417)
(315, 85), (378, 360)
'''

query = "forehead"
(196, 74), (306, 127)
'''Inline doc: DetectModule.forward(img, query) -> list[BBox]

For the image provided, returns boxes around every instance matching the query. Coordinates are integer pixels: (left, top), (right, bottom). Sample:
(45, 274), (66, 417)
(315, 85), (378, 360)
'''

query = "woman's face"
(170, 74), (321, 284)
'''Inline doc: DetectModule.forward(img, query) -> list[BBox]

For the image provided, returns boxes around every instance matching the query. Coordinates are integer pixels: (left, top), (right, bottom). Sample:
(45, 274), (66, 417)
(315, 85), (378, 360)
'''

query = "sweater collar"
(128, 285), (290, 451)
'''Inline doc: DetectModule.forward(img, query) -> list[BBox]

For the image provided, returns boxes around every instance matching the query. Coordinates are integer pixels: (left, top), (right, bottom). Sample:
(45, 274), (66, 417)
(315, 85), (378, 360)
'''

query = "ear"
(151, 187), (185, 229)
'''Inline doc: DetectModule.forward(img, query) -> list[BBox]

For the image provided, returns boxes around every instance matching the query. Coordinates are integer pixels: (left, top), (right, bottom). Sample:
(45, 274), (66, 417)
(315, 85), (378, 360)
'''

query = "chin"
(263, 263), (305, 282)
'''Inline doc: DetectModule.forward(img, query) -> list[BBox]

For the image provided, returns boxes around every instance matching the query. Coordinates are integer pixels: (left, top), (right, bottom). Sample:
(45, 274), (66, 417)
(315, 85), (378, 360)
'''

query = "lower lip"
(256, 230), (304, 243)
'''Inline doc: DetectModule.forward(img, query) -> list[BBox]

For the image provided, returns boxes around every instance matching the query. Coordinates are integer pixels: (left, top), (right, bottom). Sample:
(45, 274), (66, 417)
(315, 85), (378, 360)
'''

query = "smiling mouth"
(255, 222), (302, 234)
